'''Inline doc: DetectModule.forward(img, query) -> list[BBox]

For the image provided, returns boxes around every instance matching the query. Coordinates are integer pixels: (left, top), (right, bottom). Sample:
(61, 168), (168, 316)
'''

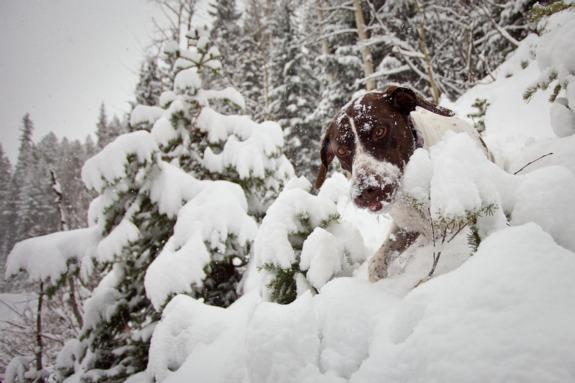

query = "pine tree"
(209, 0), (242, 86)
(268, 0), (321, 179)
(308, 0), (364, 129)
(55, 25), (293, 383)
(12, 114), (45, 244)
(134, 55), (163, 107)
(233, 1), (267, 120)
(95, 103), (108, 149)
(0, 144), (12, 291)
(254, 176), (367, 304)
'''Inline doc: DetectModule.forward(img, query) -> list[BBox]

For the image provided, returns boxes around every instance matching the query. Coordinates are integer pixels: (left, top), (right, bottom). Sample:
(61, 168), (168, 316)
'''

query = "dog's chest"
(389, 196), (432, 238)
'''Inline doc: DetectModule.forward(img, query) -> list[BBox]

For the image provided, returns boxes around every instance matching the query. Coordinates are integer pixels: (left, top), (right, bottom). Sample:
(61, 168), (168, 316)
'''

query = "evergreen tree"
(209, 0), (242, 87)
(134, 55), (163, 107)
(0, 144), (12, 291)
(95, 103), (108, 149)
(308, 0), (364, 129)
(268, 0), (321, 179)
(255, 176), (367, 304)
(233, 0), (267, 120)
(55, 25), (293, 383)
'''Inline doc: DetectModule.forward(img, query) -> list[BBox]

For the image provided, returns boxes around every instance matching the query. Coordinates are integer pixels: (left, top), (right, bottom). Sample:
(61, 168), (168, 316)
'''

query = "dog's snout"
(352, 177), (398, 212)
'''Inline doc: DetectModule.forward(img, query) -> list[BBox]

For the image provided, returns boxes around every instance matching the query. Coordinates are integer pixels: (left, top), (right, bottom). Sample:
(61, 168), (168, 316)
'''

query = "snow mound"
(147, 223), (575, 383)
(536, 10), (575, 138)
(5, 228), (99, 286)
(148, 292), (260, 383)
(512, 165), (575, 252)
(352, 223), (575, 383)
(403, 132), (514, 220)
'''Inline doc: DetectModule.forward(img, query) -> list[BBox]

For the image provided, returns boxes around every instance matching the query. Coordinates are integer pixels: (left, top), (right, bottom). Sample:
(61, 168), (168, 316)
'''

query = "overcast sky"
(0, 0), (162, 162)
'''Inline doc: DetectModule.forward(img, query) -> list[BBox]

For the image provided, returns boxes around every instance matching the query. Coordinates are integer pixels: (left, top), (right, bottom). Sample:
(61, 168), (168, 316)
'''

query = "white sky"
(0, 0), (162, 162)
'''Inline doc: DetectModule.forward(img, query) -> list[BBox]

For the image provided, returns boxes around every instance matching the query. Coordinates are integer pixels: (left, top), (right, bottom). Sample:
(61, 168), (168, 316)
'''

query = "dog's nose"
(361, 186), (379, 202)
(354, 183), (396, 209)
(355, 186), (382, 207)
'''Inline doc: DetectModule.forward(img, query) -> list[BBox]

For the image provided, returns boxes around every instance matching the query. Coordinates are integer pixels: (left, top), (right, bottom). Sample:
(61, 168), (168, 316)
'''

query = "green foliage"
(261, 212), (339, 305)
(405, 194), (498, 252)
(261, 262), (301, 305)
(467, 98), (490, 134)
(524, 70), (559, 102)
(529, 1), (575, 22)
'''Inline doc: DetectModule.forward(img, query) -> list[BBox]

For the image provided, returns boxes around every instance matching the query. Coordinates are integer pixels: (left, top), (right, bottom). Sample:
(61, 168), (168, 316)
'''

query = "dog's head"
(315, 86), (453, 212)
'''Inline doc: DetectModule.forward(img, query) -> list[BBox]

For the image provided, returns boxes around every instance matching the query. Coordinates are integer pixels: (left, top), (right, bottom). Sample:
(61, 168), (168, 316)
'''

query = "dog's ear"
(388, 86), (417, 115)
(388, 86), (454, 117)
(315, 130), (334, 189)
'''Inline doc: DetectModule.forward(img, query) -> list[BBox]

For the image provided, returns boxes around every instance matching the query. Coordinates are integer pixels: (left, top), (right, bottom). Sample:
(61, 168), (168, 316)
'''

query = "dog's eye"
(373, 126), (387, 140)
(336, 146), (351, 157)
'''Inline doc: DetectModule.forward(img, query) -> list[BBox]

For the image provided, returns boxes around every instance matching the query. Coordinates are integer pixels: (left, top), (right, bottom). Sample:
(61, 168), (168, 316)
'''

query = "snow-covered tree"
(209, 0), (242, 86)
(268, 0), (321, 179)
(48, 24), (292, 382)
(134, 55), (164, 107)
(308, 0), (364, 128)
(362, 0), (535, 100)
(96, 104), (125, 149)
(0, 144), (12, 290)
(254, 176), (367, 304)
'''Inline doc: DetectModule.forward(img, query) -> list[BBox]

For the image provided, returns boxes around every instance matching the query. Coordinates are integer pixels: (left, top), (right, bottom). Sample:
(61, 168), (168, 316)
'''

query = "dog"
(314, 86), (490, 282)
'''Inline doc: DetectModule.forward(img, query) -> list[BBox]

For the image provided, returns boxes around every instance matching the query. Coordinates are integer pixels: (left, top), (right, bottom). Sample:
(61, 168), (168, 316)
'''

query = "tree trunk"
(316, 0), (330, 56)
(35, 282), (45, 383)
(415, 0), (441, 104)
(352, 0), (375, 91)
(50, 169), (83, 328)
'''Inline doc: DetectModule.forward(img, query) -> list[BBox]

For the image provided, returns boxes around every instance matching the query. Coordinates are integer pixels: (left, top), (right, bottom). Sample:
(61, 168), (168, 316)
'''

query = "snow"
(147, 161), (203, 219)
(350, 224), (575, 383)
(550, 96), (575, 137)
(197, 87), (246, 109)
(174, 67), (202, 93)
(140, 12), (575, 383)
(81, 131), (158, 192)
(145, 180), (257, 310)
(83, 264), (123, 331)
(96, 217), (140, 262)
(147, 292), (260, 383)
(130, 105), (164, 128)
(159, 91), (176, 108)
(151, 117), (179, 148)
(536, 11), (575, 84)
(512, 166), (575, 252)
(148, 223), (575, 383)
(5, 227), (99, 286)
(249, 175), (369, 299)
(452, 34), (554, 144)
(300, 228), (345, 289)
(199, 107), (292, 180)
(253, 179), (339, 269)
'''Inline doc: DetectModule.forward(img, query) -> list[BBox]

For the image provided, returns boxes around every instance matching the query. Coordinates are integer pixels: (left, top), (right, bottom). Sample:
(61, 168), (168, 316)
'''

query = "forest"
(1, 0), (575, 382)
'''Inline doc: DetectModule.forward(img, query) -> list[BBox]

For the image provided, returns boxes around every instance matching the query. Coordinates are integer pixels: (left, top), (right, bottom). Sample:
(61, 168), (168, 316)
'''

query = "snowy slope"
(137, 10), (575, 383)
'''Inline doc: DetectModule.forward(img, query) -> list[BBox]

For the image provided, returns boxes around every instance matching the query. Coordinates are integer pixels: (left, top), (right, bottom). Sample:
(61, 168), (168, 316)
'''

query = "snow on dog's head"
(315, 86), (454, 213)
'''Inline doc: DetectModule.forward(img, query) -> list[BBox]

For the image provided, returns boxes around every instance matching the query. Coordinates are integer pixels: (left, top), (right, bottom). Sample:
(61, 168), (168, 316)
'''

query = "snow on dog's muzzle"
(351, 156), (401, 213)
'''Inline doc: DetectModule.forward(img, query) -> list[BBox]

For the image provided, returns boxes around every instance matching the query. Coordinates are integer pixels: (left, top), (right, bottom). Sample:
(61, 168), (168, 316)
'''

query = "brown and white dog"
(315, 86), (489, 282)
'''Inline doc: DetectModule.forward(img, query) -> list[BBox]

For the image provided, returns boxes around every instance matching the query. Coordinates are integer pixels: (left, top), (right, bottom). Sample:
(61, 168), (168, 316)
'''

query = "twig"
(428, 251), (442, 277)
(513, 152), (554, 175)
